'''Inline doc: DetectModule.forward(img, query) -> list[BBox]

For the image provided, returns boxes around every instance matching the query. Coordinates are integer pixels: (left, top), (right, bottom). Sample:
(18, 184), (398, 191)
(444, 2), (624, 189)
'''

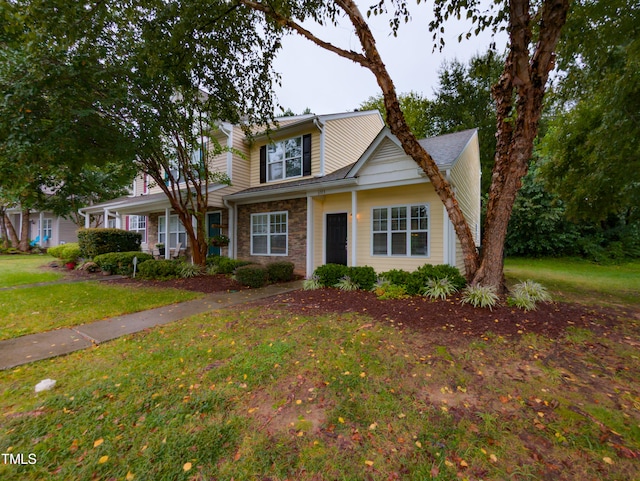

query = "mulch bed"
(242, 288), (633, 340)
(102, 274), (248, 294)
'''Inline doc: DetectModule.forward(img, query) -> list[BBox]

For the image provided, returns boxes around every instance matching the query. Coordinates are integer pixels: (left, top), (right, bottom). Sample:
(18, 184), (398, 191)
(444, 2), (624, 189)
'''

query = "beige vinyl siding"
(56, 217), (79, 245)
(230, 125), (251, 190)
(355, 184), (444, 272)
(249, 129), (321, 187)
(323, 113), (384, 174)
(449, 133), (481, 245)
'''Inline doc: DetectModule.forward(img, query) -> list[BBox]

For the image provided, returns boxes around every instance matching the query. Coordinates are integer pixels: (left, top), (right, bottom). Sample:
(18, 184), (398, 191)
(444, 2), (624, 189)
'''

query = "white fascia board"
(225, 178), (358, 204)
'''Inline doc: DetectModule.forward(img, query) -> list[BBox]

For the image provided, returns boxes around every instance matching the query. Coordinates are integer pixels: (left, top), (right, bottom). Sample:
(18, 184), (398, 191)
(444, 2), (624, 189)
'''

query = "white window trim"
(266, 136), (303, 183)
(129, 215), (147, 243)
(158, 215), (187, 248)
(370, 204), (430, 257)
(250, 211), (289, 256)
(42, 219), (52, 239)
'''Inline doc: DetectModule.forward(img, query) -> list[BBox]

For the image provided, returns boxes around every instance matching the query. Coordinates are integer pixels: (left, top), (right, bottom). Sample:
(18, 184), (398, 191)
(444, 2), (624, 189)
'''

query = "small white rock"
(35, 379), (56, 393)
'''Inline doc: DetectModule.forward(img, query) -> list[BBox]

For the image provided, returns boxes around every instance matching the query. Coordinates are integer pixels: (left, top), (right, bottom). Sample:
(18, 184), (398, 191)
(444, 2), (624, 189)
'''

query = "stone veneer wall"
(236, 197), (307, 274)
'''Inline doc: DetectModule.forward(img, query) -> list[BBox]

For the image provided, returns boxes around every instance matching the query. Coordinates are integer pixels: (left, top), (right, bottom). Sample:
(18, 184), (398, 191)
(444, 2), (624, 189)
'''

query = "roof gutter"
(224, 177), (358, 203)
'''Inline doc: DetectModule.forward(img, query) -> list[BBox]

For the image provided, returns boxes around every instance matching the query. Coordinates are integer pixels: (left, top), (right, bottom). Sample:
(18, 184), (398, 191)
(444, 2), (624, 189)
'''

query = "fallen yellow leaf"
(98, 455), (109, 464)
(603, 457), (614, 465)
(183, 462), (192, 471)
(415, 441), (422, 448)
(93, 438), (104, 448)
(364, 460), (374, 467)
(490, 454), (498, 463)
(338, 417), (345, 423)
(126, 472), (135, 480)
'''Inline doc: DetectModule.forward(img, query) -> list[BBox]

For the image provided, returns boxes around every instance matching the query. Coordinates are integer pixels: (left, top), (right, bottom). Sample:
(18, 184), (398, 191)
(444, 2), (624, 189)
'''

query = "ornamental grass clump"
(423, 276), (458, 300)
(507, 280), (552, 311)
(177, 262), (204, 279)
(303, 275), (321, 290)
(335, 275), (359, 291)
(460, 285), (499, 310)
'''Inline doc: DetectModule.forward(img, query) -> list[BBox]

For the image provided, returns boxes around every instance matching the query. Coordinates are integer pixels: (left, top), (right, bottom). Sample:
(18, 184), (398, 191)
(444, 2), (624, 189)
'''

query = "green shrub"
(93, 252), (153, 276)
(137, 259), (179, 279)
(506, 293), (537, 311)
(216, 256), (253, 274)
(374, 284), (409, 300)
(378, 269), (412, 287)
(348, 266), (377, 291)
(48, 243), (82, 263)
(206, 254), (223, 267)
(412, 264), (467, 291)
(177, 262), (204, 279)
(266, 261), (295, 283)
(460, 285), (499, 310)
(314, 263), (349, 288)
(78, 228), (142, 258)
(423, 277), (458, 300)
(234, 264), (268, 288)
(47, 244), (66, 259)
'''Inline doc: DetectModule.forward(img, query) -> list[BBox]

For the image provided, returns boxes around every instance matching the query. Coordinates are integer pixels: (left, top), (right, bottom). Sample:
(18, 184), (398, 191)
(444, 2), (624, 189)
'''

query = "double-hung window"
(267, 137), (302, 182)
(158, 215), (186, 248)
(128, 215), (147, 243)
(42, 219), (52, 240)
(251, 212), (288, 255)
(372, 204), (429, 256)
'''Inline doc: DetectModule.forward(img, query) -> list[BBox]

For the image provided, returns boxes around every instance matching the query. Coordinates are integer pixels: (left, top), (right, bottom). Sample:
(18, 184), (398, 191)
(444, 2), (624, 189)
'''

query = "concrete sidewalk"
(0, 280), (303, 370)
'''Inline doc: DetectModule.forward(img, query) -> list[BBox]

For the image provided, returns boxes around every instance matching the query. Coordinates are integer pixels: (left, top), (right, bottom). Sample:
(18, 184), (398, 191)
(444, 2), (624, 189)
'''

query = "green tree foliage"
(541, 0), (640, 224)
(359, 91), (432, 139)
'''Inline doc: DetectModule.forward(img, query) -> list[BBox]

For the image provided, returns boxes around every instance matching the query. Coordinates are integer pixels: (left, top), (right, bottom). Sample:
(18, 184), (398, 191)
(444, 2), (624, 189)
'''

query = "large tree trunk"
(3, 213), (20, 247)
(18, 209), (30, 252)
(471, 0), (570, 291)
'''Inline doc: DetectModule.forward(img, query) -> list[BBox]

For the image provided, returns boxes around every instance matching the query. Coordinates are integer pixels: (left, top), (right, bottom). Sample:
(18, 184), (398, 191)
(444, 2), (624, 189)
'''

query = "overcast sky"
(272, 4), (507, 115)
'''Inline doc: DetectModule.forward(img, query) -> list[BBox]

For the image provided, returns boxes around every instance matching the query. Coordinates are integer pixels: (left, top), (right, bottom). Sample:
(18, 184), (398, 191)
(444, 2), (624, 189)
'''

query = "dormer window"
(260, 133), (312, 183)
(268, 137), (302, 181)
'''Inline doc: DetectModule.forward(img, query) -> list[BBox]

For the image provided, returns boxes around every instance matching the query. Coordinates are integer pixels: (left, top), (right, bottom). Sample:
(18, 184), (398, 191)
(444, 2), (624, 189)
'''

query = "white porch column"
(351, 191), (357, 267)
(164, 207), (170, 259)
(38, 212), (44, 246)
(306, 195), (314, 277)
(104, 208), (110, 228)
(84, 212), (90, 229)
(115, 213), (122, 229)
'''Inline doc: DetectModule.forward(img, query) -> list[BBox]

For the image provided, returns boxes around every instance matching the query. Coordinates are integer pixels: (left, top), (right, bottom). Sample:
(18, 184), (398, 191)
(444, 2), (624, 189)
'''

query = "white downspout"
(351, 191), (357, 267)
(306, 195), (314, 277)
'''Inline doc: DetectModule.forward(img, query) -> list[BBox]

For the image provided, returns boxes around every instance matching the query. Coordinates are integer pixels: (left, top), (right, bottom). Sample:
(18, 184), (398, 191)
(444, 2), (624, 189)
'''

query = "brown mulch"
(102, 274), (248, 293)
(241, 288), (634, 340)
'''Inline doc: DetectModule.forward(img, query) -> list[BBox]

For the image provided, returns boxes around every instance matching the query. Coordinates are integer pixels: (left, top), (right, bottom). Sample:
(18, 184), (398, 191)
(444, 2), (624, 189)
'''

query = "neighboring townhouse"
(226, 126), (481, 276)
(79, 110), (386, 261)
(4, 208), (79, 247)
(80, 110), (481, 276)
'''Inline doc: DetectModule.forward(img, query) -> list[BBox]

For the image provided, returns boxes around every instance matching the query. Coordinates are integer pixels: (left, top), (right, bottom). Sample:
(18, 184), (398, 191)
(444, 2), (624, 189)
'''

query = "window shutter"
(260, 145), (267, 183)
(302, 134), (312, 176)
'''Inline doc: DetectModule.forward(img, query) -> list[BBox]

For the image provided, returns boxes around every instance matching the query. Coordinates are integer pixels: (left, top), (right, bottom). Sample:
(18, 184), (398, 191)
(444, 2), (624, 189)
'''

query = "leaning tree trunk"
(18, 209), (30, 252)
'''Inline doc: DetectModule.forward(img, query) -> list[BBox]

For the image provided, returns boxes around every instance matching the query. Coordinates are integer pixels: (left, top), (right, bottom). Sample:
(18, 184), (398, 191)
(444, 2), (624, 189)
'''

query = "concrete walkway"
(0, 280), (303, 370)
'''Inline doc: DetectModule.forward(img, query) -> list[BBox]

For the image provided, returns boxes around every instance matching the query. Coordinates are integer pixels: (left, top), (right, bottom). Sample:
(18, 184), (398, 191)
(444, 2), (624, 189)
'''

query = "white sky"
(273, 3), (507, 115)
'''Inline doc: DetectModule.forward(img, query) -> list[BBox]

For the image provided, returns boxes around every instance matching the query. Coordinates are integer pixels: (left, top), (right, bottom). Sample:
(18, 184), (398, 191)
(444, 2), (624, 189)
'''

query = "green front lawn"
(505, 257), (640, 307)
(0, 283), (201, 340)
(1, 306), (638, 480)
(0, 255), (62, 288)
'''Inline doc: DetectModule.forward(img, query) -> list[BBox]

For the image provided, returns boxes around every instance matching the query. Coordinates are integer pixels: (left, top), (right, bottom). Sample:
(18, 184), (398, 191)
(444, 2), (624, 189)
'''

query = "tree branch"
(236, 0), (371, 68)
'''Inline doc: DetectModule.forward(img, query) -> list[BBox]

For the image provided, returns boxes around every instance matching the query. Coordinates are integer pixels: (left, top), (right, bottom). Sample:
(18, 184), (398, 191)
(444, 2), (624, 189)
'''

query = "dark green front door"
(208, 212), (221, 256)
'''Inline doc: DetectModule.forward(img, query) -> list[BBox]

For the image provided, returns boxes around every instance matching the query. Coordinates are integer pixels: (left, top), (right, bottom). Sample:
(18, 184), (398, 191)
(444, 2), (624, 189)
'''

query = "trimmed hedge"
(380, 264), (467, 295)
(137, 259), (179, 279)
(93, 252), (153, 276)
(266, 261), (295, 283)
(48, 243), (81, 263)
(78, 228), (142, 258)
(234, 264), (268, 288)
